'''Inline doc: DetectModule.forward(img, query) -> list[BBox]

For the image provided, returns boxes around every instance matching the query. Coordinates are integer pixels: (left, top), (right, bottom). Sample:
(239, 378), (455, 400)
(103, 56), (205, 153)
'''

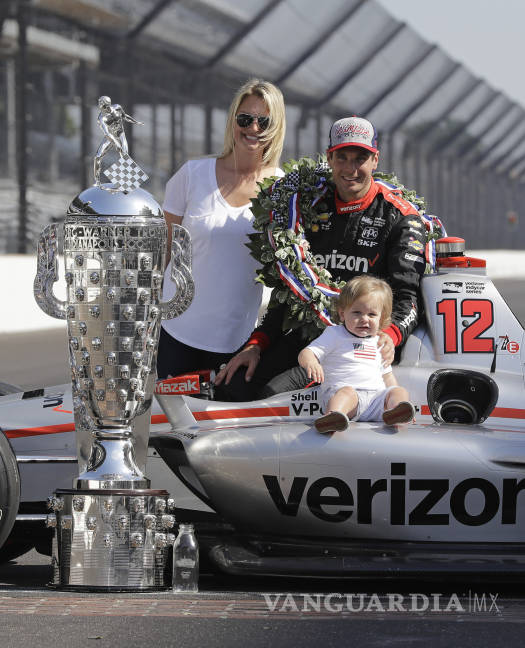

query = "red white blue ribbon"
(420, 213), (447, 270)
(268, 185), (339, 326)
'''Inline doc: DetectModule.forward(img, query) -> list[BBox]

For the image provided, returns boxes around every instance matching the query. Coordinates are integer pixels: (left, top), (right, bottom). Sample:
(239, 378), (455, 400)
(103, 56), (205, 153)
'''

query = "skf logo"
(155, 376), (200, 395)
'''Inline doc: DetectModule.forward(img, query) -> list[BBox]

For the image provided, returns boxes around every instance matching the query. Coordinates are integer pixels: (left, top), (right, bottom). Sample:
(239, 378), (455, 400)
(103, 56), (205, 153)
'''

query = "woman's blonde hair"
(220, 78), (286, 167)
(335, 275), (393, 330)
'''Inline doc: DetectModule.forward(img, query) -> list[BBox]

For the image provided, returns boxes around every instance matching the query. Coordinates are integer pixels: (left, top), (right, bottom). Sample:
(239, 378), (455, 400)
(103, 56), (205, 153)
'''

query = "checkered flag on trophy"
(104, 153), (149, 193)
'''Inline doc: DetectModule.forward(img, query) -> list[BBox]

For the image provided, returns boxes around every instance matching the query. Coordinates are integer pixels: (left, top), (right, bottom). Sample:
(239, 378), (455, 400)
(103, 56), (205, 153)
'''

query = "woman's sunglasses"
(236, 112), (270, 131)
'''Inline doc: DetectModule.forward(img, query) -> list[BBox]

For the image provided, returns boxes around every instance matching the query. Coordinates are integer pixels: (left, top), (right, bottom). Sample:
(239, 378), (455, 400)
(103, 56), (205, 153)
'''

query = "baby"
(298, 275), (416, 433)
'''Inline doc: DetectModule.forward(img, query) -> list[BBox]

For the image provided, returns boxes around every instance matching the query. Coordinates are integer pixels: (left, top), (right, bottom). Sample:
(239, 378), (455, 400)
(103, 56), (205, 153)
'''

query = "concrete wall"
(1, 251), (524, 335)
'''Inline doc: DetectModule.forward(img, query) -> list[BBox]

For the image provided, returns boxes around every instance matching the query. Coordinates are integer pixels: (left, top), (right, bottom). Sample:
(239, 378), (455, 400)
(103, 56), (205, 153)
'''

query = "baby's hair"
(334, 275), (392, 329)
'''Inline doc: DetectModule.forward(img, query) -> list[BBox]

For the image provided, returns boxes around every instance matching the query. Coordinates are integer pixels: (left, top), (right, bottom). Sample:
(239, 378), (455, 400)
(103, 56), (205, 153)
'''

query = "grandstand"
(1, 0), (523, 252)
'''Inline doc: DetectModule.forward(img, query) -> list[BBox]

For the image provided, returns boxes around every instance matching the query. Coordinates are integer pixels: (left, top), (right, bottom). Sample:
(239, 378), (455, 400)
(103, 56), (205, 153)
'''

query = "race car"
(1, 238), (525, 577)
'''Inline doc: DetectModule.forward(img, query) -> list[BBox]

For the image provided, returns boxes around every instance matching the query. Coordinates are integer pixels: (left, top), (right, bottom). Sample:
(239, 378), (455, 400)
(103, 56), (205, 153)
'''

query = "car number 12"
(437, 298), (494, 353)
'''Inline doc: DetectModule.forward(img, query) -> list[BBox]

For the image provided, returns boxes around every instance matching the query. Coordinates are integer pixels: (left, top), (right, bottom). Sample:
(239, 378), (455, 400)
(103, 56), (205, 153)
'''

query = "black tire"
(0, 431), (21, 554)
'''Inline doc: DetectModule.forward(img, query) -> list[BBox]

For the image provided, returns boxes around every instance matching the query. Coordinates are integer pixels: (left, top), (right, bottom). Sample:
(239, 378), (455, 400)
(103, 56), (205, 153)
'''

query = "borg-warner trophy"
(33, 97), (194, 591)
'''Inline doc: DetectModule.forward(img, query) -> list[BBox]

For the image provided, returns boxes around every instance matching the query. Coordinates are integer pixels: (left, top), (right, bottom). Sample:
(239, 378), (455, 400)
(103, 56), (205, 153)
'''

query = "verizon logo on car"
(155, 375), (201, 395)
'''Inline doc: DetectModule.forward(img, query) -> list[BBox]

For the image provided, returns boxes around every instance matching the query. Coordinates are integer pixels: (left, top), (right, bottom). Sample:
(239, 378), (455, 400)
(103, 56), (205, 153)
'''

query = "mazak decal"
(264, 462), (525, 526)
(155, 376), (200, 395)
(499, 335), (520, 354)
(407, 219), (423, 229)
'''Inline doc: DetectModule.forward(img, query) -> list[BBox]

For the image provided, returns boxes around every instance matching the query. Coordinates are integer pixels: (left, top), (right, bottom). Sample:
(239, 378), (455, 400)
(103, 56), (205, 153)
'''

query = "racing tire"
(0, 431), (21, 557)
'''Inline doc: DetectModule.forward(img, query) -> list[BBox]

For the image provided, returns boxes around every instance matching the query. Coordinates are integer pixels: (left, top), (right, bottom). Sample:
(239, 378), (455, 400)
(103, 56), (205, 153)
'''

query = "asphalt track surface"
(0, 278), (524, 647)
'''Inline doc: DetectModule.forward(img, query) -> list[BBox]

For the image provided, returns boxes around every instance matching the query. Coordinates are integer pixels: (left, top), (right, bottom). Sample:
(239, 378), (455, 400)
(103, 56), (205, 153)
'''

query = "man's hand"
(214, 345), (261, 386)
(378, 331), (395, 367)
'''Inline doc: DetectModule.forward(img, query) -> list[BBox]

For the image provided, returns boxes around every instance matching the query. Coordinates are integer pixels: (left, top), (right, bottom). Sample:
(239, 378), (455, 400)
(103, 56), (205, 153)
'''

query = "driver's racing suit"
(217, 179), (427, 401)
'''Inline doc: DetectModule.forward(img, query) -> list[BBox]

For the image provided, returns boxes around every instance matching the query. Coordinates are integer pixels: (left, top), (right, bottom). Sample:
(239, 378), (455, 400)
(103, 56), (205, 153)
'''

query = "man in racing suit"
(215, 116), (427, 401)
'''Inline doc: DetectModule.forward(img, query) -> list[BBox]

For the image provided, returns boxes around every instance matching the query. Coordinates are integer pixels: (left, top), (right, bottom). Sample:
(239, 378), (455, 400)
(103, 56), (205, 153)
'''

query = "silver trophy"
(33, 97), (194, 591)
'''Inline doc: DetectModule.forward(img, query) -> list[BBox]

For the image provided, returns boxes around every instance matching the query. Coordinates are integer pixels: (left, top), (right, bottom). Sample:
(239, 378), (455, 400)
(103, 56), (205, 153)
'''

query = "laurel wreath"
(247, 155), (439, 340)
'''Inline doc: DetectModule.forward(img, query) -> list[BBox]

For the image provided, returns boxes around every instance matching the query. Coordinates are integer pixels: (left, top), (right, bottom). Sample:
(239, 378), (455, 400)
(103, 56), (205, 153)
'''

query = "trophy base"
(75, 432), (150, 491)
(47, 489), (175, 591)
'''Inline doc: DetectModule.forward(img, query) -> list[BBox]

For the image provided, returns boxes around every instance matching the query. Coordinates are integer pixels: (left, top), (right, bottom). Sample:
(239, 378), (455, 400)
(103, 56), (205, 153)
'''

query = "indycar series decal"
(465, 281), (485, 295)
(443, 282), (463, 293)
(264, 462), (525, 526)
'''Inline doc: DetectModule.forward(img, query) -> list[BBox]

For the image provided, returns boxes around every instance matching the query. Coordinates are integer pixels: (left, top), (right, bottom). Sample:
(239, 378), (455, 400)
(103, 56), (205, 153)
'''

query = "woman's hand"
(214, 345), (261, 386)
(378, 332), (395, 367)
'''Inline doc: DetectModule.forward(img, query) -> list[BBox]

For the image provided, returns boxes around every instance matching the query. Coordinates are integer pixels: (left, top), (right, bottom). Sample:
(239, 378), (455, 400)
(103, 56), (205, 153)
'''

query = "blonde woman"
(158, 79), (286, 378)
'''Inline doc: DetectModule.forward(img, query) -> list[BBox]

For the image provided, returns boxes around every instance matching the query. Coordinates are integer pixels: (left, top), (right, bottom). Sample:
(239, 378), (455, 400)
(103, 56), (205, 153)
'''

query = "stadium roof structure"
(7, 0), (519, 178)
(1, 0), (525, 253)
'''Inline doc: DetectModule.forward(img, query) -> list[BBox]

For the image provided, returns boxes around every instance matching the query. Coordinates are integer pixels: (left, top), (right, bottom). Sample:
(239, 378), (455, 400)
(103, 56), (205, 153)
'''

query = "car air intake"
(426, 369), (498, 424)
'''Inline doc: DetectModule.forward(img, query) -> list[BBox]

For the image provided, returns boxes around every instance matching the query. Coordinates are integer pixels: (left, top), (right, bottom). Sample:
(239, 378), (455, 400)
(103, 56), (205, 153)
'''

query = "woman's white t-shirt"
(162, 157), (283, 353)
